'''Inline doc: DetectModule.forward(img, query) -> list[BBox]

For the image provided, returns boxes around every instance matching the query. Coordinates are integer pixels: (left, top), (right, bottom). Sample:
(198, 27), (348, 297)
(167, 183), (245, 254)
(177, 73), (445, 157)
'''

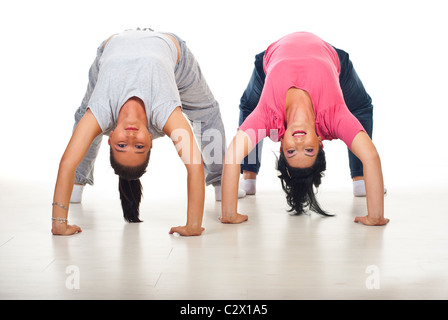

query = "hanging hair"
(110, 149), (150, 223)
(276, 146), (331, 216)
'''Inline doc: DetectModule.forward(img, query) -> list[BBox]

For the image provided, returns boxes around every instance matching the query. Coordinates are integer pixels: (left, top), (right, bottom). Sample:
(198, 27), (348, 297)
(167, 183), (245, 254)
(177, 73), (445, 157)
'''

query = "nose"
(126, 130), (137, 137)
(293, 138), (305, 147)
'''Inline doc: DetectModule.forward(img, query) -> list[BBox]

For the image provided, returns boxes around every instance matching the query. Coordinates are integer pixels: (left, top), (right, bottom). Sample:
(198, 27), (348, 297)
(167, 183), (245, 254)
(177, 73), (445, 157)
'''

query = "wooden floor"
(1, 175), (447, 300)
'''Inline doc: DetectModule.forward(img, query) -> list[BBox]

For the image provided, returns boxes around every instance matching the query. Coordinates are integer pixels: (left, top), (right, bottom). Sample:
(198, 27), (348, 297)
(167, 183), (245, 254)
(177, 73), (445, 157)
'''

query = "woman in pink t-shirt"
(220, 32), (388, 227)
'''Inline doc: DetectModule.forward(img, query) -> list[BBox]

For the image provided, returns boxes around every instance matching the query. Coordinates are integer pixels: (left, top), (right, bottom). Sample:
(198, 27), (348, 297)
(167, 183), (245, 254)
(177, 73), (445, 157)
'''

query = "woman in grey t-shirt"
(51, 29), (241, 236)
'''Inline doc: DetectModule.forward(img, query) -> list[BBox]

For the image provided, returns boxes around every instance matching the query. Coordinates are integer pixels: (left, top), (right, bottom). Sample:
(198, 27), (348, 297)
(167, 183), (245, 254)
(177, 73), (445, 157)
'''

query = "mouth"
(125, 126), (138, 131)
(292, 130), (306, 137)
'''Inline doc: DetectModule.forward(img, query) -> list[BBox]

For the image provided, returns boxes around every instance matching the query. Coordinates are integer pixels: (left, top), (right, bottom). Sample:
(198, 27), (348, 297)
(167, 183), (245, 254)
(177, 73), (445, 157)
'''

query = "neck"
(285, 88), (315, 125)
(117, 97), (147, 124)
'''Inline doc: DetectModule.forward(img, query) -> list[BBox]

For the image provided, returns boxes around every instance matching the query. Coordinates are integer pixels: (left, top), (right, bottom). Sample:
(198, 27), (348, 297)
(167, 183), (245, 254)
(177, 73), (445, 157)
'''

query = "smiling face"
(108, 97), (153, 167)
(280, 122), (322, 168)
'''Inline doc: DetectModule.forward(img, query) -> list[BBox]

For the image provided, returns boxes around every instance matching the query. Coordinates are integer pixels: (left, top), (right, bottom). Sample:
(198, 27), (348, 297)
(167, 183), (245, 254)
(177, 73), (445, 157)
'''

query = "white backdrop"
(1, 0), (447, 195)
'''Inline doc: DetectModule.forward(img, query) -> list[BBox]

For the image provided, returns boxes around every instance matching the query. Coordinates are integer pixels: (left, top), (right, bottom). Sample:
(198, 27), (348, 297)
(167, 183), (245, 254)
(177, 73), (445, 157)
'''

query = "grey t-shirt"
(88, 30), (181, 139)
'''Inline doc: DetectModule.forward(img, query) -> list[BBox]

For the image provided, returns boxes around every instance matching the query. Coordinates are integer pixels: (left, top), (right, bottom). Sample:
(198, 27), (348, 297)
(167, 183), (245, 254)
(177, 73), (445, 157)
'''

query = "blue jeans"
(239, 46), (373, 178)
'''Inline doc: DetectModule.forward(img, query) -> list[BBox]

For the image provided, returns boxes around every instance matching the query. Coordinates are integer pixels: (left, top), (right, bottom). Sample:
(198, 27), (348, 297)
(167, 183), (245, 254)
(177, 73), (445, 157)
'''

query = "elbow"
(58, 155), (78, 174)
(362, 150), (381, 167)
(186, 161), (205, 177)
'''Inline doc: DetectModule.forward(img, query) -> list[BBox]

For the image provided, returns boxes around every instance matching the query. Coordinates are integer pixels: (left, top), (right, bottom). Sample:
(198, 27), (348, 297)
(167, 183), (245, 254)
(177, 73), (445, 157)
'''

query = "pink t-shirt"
(239, 32), (365, 150)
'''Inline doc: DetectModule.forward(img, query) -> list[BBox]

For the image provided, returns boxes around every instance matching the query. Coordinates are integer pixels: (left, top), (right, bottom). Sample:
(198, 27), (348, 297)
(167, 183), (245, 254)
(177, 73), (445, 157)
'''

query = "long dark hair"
(110, 149), (150, 222)
(276, 146), (331, 216)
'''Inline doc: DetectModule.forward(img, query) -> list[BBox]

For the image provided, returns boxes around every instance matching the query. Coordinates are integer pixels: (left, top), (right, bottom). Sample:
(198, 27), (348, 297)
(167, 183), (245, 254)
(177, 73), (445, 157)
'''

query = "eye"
(287, 150), (295, 155)
(117, 143), (126, 148)
(135, 145), (144, 150)
(305, 148), (314, 153)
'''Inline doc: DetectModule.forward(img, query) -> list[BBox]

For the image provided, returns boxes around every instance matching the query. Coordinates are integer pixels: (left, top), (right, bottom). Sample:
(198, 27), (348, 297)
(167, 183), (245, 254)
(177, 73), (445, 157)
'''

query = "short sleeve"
(87, 102), (114, 135)
(238, 104), (270, 146)
(332, 105), (366, 150)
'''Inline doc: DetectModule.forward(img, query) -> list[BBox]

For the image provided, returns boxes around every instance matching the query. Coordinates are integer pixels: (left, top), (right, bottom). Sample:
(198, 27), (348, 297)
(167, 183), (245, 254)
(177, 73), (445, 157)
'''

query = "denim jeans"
(239, 46), (373, 178)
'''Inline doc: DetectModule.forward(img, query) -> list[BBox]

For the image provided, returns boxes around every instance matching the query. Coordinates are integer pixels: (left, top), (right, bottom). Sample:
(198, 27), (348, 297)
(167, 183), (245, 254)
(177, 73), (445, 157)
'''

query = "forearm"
(350, 131), (388, 226)
(52, 161), (77, 233)
(53, 165), (76, 213)
(363, 155), (385, 221)
(185, 165), (205, 231)
(221, 162), (240, 220)
(221, 130), (252, 222)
